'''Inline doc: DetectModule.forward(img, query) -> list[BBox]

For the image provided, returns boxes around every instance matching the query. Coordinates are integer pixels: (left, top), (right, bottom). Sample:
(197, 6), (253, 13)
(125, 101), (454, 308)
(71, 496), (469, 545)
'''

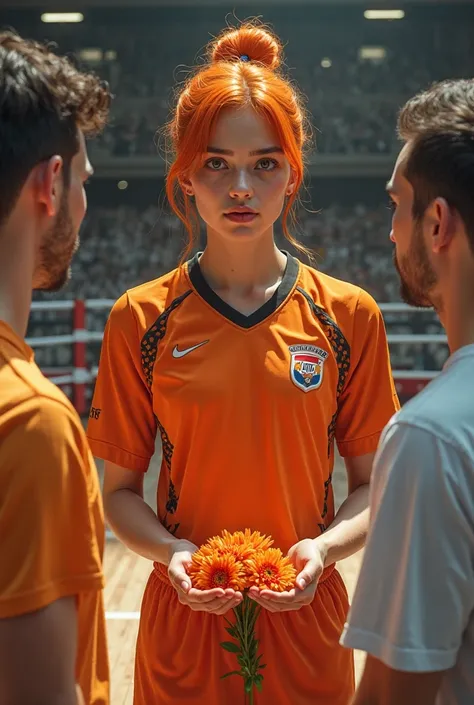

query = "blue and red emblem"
(289, 344), (329, 392)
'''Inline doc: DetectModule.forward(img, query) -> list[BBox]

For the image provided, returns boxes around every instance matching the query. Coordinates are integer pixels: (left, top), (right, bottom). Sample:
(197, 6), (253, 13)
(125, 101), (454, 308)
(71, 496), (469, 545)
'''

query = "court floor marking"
(106, 612), (140, 620)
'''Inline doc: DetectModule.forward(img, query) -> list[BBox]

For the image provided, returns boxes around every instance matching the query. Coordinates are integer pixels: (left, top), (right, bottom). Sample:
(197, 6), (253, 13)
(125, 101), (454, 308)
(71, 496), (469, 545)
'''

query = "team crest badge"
(289, 344), (329, 392)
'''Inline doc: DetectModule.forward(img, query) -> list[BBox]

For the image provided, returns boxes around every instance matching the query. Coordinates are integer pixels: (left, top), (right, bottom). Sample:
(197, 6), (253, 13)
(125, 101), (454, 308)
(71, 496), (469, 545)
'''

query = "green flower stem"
(221, 593), (263, 703)
(243, 597), (251, 653)
(249, 686), (255, 705)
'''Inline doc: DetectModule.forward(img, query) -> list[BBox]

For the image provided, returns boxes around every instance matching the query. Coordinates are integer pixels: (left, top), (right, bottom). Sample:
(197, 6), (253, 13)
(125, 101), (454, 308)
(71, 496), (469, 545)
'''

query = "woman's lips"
(224, 212), (258, 223)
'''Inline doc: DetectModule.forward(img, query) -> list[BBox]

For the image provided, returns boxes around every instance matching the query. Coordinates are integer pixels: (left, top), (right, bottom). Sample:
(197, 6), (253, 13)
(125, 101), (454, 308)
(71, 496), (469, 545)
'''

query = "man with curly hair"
(0, 31), (111, 704)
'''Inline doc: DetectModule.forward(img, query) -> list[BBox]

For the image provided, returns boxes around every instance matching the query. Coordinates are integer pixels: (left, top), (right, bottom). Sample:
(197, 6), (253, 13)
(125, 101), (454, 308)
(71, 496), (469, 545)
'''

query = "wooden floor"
(100, 451), (366, 704)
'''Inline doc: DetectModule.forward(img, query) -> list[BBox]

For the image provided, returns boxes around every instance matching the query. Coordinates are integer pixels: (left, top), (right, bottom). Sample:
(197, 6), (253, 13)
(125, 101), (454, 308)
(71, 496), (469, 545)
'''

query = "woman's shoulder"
(295, 258), (381, 320)
(107, 262), (193, 333)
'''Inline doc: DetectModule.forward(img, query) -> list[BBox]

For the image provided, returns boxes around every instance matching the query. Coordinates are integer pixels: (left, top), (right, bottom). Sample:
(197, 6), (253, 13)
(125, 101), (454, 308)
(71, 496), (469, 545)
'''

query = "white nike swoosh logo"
(172, 340), (209, 358)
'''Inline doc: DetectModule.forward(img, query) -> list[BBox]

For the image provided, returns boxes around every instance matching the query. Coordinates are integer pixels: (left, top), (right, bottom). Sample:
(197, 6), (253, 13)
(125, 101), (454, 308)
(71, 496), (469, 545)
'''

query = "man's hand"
(248, 538), (325, 613)
(168, 539), (242, 616)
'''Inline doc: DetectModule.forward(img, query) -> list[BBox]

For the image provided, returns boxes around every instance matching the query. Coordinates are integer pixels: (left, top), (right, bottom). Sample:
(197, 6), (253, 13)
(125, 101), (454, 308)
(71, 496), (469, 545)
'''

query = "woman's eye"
(256, 158), (278, 171)
(206, 158), (227, 170)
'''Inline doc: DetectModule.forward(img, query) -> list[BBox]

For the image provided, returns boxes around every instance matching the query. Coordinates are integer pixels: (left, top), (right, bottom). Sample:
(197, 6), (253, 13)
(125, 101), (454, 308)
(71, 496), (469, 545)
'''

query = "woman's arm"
(104, 461), (189, 566)
(102, 461), (242, 615)
(315, 452), (374, 567)
(102, 461), (187, 565)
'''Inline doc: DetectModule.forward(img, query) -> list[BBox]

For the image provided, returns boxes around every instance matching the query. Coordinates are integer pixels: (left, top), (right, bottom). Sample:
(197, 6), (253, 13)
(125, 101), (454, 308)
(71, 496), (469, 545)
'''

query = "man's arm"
(0, 596), (81, 705)
(352, 655), (444, 705)
(341, 421), (474, 703)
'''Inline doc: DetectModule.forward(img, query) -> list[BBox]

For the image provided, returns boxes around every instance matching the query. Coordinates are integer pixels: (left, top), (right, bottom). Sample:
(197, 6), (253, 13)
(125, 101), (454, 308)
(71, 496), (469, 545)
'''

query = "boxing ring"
(28, 299), (446, 416)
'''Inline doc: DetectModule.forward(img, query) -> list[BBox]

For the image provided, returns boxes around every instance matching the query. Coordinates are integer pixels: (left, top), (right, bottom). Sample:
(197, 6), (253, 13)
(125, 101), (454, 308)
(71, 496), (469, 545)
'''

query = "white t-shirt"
(341, 344), (474, 705)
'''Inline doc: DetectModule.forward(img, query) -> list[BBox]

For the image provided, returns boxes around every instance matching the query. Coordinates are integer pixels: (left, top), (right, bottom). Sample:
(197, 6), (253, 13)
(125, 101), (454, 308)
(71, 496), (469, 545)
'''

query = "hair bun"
(210, 24), (282, 71)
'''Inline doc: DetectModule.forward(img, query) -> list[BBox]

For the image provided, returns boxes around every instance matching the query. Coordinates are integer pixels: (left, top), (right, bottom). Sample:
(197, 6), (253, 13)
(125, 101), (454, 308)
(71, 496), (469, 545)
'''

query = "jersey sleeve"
(87, 292), (157, 471)
(0, 398), (103, 619)
(341, 421), (474, 671)
(335, 289), (399, 457)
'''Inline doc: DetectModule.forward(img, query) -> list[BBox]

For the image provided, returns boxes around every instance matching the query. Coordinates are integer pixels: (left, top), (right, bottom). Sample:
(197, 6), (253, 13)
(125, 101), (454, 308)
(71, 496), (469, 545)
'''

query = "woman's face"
(186, 106), (296, 242)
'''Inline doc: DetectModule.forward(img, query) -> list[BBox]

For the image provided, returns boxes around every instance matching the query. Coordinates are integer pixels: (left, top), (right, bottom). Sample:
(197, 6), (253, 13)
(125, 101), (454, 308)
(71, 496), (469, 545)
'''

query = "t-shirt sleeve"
(341, 421), (474, 672)
(335, 289), (399, 457)
(0, 398), (103, 618)
(86, 292), (157, 471)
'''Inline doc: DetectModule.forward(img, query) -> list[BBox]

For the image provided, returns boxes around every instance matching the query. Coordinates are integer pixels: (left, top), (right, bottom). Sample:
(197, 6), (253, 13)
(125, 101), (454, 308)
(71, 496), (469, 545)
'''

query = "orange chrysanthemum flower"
(189, 552), (247, 591)
(199, 529), (274, 563)
(202, 531), (253, 562)
(236, 529), (274, 553)
(247, 548), (297, 592)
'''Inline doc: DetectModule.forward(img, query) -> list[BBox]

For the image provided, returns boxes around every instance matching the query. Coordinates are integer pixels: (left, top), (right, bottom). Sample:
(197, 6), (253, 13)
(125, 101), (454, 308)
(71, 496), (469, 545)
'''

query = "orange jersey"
(88, 253), (399, 551)
(88, 254), (399, 704)
(0, 321), (109, 705)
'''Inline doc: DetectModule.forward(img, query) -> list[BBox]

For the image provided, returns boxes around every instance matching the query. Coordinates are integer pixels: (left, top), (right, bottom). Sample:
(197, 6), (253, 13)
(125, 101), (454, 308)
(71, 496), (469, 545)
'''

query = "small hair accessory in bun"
(210, 24), (282, 70)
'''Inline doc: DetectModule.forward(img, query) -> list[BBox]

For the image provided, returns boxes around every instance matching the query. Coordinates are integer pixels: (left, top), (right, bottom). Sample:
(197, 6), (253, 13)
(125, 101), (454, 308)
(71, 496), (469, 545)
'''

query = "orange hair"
(165, 22), (312, 260)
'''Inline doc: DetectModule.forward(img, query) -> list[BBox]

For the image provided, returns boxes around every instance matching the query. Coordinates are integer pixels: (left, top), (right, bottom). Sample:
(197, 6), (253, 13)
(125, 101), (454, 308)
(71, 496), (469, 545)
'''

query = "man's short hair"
(0, 30), (111, 226)
(398, 79), (474, 250)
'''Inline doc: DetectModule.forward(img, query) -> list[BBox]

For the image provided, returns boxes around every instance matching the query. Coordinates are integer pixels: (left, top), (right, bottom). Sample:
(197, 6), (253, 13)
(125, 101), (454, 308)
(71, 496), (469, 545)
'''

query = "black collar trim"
(187, 251), (299, 329)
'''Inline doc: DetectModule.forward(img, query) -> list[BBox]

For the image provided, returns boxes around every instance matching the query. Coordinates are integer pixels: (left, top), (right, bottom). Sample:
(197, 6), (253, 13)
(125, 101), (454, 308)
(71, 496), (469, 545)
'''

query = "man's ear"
(35, 155), (64, 217)
(429, 197), (456, 254)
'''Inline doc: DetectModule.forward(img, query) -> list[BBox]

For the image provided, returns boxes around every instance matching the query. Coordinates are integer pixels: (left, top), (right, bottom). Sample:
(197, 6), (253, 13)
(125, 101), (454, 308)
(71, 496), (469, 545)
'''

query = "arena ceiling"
(7, 0), (472, 6)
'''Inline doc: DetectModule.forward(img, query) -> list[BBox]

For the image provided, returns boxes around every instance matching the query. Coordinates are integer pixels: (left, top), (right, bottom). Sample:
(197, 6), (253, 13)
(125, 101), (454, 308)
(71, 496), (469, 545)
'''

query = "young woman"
(87, 23), (399, 705)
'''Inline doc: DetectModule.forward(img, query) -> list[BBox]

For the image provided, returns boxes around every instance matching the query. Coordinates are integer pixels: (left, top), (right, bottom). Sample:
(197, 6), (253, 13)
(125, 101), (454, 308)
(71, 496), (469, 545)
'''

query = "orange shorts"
(133, 564), (354, 704)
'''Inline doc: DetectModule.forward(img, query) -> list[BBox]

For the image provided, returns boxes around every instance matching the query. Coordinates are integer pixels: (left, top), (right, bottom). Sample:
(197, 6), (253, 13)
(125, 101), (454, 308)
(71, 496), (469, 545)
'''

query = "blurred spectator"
(32, 202), (398, 302)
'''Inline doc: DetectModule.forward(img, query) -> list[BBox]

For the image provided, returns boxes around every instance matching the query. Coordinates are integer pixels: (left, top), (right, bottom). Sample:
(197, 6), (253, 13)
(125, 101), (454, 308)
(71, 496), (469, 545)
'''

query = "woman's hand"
(248, 538), (325, 613)
(168, 539), (243, 615)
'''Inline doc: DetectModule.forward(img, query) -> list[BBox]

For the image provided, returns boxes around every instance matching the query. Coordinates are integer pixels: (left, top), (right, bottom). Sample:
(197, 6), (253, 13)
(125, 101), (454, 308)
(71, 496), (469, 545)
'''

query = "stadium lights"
(321, 58), (332, 68)
(80, 49), (103, 62)
(41, 12), (84, 23)
(364, 10), (405, 20)
(359, 46), (387, 60)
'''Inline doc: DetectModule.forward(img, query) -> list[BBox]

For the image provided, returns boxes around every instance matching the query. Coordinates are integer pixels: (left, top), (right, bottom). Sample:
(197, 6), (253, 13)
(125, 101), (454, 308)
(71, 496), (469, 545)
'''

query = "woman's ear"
(286, 169), (297, 196)
(179, 177), (194, 197)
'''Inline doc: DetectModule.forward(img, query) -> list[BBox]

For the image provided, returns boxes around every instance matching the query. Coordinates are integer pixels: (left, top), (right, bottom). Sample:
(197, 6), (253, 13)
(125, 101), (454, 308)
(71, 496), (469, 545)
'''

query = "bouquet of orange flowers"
(189, 529), (296, 704)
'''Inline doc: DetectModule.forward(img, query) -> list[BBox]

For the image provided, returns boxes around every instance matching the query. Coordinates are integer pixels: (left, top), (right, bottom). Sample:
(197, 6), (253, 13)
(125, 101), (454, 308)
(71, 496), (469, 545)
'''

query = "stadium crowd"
(90, 40), (473, 157)
(57, 202), (396, 302)
(10, 11), (473, 157)
(86, 12), (474, 156)
(31, 202), (448, 374)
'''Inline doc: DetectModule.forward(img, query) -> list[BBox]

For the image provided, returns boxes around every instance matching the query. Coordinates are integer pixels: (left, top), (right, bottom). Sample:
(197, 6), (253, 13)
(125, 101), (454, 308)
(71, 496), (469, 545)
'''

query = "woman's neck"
(198, 228), (287, 293)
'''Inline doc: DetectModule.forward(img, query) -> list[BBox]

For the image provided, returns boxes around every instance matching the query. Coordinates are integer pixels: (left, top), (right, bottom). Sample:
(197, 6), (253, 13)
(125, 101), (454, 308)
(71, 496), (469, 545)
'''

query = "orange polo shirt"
(0, 320), (109, 705)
